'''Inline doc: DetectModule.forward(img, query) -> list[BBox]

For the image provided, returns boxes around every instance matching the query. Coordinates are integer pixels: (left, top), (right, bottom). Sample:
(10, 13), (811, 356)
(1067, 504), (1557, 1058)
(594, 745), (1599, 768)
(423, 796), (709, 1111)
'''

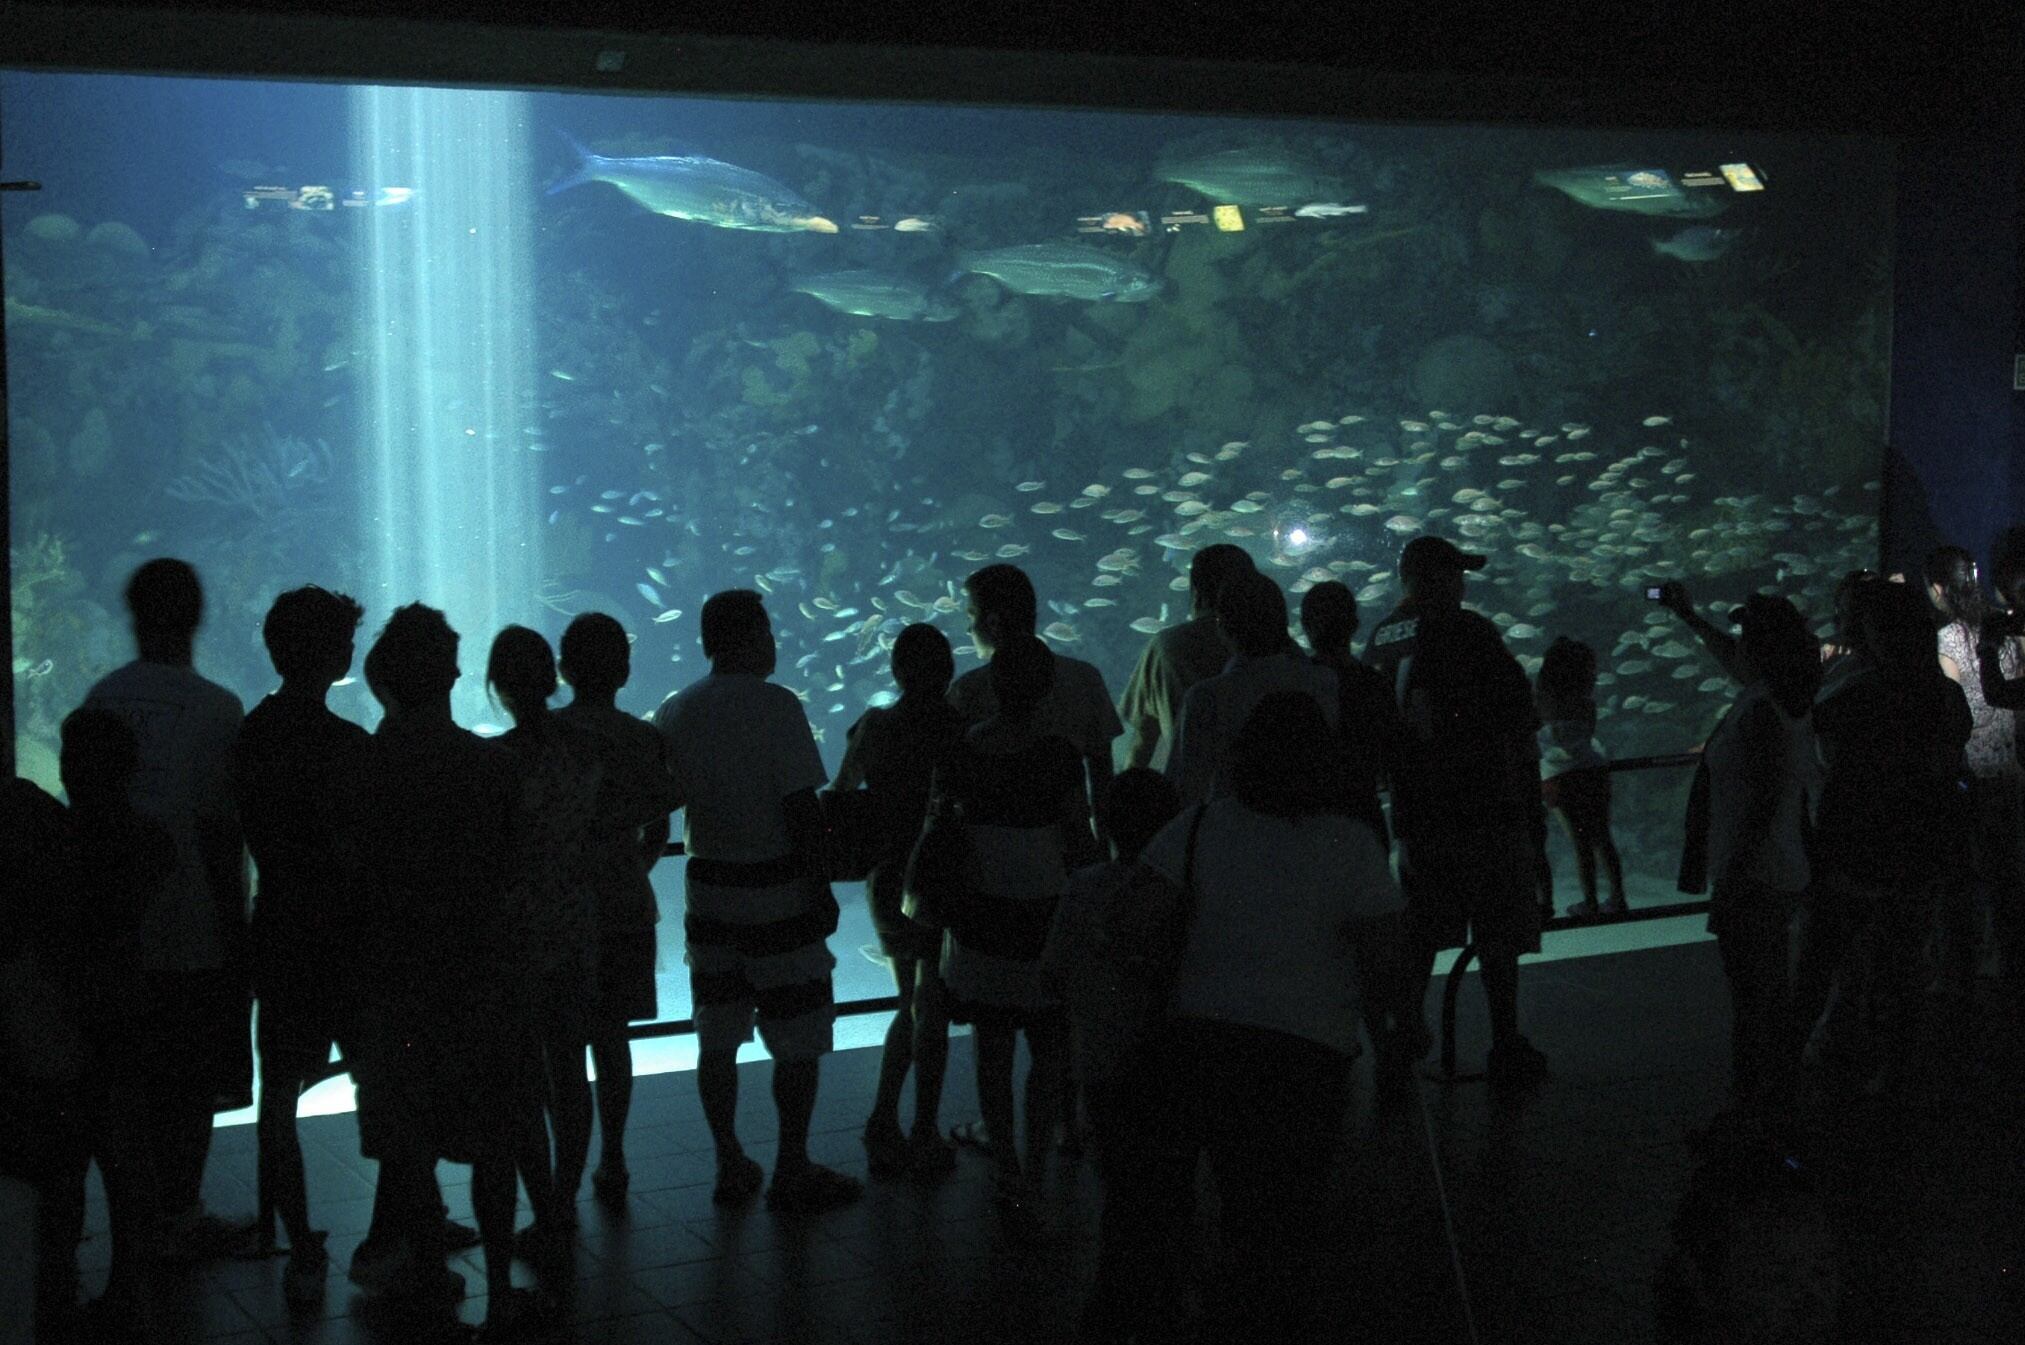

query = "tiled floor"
(63, 939), (2024, 1344)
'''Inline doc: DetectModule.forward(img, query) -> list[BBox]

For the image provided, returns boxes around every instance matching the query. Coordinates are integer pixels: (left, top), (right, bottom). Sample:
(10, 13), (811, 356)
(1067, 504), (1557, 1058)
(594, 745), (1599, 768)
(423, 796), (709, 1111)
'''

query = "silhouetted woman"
(1700, 595), (1821, 1126)
(1925, 545), (2022, 996)
(834, 623), (967, 1178)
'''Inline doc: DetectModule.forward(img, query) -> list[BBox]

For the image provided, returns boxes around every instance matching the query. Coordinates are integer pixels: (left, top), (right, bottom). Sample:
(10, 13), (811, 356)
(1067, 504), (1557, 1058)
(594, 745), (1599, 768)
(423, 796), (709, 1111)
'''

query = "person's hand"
(1658, 581), (1694, 618)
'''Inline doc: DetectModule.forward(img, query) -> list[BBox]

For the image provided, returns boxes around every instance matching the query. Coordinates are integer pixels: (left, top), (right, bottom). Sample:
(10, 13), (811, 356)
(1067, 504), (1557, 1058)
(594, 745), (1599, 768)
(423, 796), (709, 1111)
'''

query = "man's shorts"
(1399, 828), (1543, 959)
(685, 857), (838, 1061)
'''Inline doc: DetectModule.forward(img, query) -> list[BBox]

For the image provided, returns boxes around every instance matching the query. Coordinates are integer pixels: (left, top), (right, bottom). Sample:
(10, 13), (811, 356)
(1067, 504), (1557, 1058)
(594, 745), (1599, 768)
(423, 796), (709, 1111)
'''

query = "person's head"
(987, 632), (1055, 720)
(1537, 636), (1597, 703)
(364, 603), (460, 715)
(700, 589), (774, 675)
(1924, 545), (1989, 632)
(487, 624), (558, 723)
(1992, 525), (2025, 611)
(964, 564), (1037, 657)
(262, 585), (364, 688)
(1299, 580), (1359, 658)
(1216, 569), (1291, 659)
(1397, 535), (1484, 609)
(1862, 579), (1943, 679)
(560, 611), (631, 699)
(124, 557), (203, 659)
(1228, 691), (1349, 819)
(1189, 544), (1255, 618)
(891, 623), (955, 702)
(1734, 593), (1820, 717)
(1102, 768), (1180, 864)
(60, 704), (140, 811)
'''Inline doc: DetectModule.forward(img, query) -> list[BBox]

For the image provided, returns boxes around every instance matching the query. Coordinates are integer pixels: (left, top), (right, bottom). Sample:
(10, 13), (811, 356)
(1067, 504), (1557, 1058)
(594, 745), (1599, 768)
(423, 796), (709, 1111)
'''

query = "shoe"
(1485, 1037), (1549, 1089)
(348, 1235), (399, 1290)
(1599, 896), (1628, 915)
(439, 1217), (481, 1252)
(765, 1162), (864, 1213)
(863, 1124), (911, 1179)
(950, 1119), (992, 1150)
(162, 1208), (264, 1263)
(512, 1220), (575, 1271)
(381, 1258), (467, 1304)
(712, 1153), (765, 1206)
(590, 1163), (629, 1207)
(283, 1231), (329, 1311)
(1561, 899), (1600, 921)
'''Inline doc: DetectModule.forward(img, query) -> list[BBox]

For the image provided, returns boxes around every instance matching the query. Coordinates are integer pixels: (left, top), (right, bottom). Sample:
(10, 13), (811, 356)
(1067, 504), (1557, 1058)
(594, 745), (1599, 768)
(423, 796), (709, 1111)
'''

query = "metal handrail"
(632, 750), (1706, 1049)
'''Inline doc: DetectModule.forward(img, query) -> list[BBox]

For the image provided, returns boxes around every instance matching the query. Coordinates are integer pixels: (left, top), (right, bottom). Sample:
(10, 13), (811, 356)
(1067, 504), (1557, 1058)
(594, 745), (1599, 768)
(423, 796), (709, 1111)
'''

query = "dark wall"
(1884, 139), (2025, 585)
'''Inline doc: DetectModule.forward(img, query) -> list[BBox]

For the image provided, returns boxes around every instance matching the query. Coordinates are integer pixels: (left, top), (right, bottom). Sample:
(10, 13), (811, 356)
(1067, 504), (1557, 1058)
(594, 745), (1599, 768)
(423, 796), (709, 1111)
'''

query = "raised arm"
(1660, 582), (1749, 686)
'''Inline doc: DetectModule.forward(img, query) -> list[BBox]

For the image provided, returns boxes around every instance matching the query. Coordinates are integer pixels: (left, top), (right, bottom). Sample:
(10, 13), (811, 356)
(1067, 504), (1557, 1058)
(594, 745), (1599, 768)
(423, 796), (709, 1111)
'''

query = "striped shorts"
(684, 855), (838, 1061)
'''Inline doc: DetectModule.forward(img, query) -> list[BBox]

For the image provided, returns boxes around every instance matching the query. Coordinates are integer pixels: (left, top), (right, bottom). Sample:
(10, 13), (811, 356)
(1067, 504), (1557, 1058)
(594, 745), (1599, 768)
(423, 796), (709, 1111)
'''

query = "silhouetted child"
(1536, 638), (1626, 917)
(556, 612), (676, 1208)
(2, 708), (172, 1340)
(1039, 767), (1182, 1168)
(236, 584), (369, 1306)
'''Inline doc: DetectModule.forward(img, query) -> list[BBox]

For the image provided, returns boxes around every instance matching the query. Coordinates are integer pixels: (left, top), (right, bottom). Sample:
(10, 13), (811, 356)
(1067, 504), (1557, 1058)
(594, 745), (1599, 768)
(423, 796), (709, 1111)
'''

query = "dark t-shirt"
(344, 715), (520, 1024)
(1812, 665), (1973, 886)
(236, 693), (370, 954)
(1364, 602), (1538, 838)
(839, 698), (968, 864)
(1313, 650), (1399, 844)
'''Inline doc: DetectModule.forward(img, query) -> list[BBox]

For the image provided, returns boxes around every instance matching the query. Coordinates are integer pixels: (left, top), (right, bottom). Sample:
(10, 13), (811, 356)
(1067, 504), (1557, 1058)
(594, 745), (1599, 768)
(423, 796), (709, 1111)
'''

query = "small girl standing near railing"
(1537, 637), (1628, 918)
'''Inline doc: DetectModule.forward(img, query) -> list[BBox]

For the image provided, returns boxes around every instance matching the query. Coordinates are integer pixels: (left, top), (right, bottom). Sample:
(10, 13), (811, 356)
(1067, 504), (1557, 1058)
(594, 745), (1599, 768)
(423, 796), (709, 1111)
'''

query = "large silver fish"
(789, 270), (958, 321)
(548, 134), (837, 233)
(958, 243), (1163, 302)
(1532, 164), (1729, 220)
(1155, 146), (1350, 206)
(1650, 226), (1741, 262)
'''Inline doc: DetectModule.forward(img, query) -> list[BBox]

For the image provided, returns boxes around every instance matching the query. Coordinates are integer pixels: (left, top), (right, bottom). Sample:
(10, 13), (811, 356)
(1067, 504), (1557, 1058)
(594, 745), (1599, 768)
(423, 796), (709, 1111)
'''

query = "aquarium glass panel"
(6, 72), (1892, 1036)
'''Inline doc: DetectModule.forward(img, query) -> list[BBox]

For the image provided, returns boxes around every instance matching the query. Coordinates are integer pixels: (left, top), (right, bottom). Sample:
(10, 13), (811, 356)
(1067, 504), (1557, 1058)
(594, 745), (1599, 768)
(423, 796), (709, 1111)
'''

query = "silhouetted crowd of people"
(4, 523), (2021, 1343)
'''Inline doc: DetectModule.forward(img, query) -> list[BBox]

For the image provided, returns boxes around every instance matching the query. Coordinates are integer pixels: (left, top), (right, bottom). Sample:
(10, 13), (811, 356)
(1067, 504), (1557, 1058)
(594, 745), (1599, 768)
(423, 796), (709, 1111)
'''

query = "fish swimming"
(789, 270), (958, 321)
(958, 244), (1163, 302)
(548, 133), (837, 233)
(1532, 164), (1729, 220)
(1650, 226), (1740, 262)
(1155, 146), (1351, 206)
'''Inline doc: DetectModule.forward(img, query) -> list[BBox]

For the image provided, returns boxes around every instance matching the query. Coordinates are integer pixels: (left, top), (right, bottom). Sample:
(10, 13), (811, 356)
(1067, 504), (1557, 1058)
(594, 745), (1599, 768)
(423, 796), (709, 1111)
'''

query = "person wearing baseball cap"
(1364, 535), (1551, 1089)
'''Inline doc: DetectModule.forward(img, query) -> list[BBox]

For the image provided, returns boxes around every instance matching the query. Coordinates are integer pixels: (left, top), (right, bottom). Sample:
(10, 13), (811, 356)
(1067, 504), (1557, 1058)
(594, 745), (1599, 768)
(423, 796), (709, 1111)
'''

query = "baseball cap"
(1398, 535), (1488, 579)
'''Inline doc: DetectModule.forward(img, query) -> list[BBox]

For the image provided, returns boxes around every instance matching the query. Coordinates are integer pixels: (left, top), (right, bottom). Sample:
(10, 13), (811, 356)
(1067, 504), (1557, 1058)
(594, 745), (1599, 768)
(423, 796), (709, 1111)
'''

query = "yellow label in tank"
(1212, 204), (1245, 232)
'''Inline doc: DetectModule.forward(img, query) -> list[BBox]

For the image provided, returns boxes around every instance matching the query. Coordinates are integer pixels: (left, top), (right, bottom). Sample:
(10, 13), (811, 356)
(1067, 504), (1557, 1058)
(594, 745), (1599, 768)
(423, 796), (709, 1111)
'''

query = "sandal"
(950, 1119), (992, 1150)
(765, 1162), (864, 1213)
(908, 1131), (958, 1178)
(590, 1164), (630, 1207)
(712, 1154), (765, 1206)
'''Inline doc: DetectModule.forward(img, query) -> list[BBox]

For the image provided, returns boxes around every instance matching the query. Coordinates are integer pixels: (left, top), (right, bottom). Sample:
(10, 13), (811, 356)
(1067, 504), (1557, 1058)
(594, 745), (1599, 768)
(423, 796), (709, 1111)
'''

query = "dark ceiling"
(3, 0), (2021, 139)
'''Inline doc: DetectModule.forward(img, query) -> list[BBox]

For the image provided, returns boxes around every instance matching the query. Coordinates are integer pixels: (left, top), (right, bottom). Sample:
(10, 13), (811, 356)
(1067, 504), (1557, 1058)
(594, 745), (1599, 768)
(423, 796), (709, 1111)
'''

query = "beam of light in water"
(350, 85), (541, 726)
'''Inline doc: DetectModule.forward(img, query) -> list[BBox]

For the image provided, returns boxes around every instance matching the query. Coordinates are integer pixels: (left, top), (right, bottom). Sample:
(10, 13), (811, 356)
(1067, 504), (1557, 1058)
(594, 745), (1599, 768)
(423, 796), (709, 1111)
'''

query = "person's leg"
(697, 1048), (743, 1161)
(866, 954), (919, 1143)
(588, 1033), (634, 1183)
(542, 1024), (594, 1213)
(93, 1065), (163, 1316)
(910, 954), (951, 1146)
(772, 1055), (821, 1173)
(255, 1036), (323, 1251)
(1480, 952), (1520, 1049)
(973, 1023), (1021, 1188)
(1022, 1014), (1070, 1185)
(469, 1154), (518, 1311)
(1560, 803), (1601, 908)
(1086, 1033), (1196, 1343)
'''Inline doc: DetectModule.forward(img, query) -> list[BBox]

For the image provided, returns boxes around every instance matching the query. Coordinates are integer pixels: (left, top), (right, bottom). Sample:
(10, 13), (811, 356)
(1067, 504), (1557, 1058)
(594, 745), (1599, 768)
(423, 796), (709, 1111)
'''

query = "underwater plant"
(164, 426), (335, 517)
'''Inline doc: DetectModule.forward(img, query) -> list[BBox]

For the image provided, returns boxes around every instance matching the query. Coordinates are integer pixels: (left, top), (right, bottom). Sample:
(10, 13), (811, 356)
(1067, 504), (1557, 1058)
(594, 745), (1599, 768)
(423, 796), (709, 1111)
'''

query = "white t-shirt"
(83, 659), (245, 972)
(949, 652), (1123, 761)
(653, 672), (827, 864)
(1703, 683), (1818, 895)
(1140, 797), (1402, 1057)
(1166, 649), (1340, 806)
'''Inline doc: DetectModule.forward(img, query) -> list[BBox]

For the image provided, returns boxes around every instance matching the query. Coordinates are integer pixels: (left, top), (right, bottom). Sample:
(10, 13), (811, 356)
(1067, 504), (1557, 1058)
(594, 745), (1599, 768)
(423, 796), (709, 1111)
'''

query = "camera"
(1988, 607), (2025, 639)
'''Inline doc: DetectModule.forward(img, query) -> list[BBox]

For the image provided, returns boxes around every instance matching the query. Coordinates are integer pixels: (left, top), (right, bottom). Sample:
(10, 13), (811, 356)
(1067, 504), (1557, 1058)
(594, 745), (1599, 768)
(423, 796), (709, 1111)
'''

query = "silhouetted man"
(1365, 537), (1549, 1088)
(652, 590), (862, 1212)
(82, 558), (252, 1255)
(1119, 544), (1255, 771)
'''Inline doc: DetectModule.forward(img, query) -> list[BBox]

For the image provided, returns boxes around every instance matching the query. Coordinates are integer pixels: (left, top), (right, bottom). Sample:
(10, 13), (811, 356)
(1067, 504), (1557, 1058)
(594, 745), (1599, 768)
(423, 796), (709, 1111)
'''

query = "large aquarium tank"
(5, 71), (1892, 1052)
